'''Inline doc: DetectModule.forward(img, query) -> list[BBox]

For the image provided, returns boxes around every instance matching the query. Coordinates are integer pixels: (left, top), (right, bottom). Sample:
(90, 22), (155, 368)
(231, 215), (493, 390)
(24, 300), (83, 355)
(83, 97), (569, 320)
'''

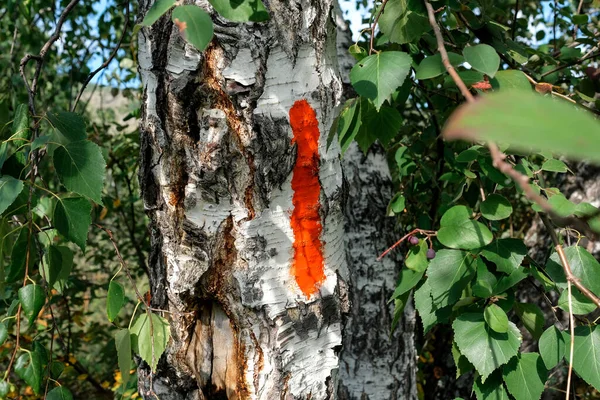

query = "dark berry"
(427, 249), (436, 259)
(408, 235), (419, 245)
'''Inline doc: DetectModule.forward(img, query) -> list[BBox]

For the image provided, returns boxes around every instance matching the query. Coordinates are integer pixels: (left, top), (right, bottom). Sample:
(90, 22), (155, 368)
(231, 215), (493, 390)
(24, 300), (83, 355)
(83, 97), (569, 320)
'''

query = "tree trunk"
(137, 1), (416, 399)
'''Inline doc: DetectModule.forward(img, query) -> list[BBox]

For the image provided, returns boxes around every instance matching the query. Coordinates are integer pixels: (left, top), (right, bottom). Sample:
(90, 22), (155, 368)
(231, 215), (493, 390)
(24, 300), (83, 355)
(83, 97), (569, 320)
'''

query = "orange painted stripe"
(289, 99), (325, 298)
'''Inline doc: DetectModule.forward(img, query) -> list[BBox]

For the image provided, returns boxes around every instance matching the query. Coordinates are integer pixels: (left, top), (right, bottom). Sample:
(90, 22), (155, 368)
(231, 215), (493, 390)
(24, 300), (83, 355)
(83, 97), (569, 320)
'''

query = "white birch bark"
(137, 1), (416, 399)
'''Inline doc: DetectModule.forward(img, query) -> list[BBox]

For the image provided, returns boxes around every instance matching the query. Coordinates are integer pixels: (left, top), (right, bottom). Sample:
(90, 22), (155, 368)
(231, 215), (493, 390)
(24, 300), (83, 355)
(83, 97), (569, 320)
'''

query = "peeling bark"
(137, 1), (416, 399)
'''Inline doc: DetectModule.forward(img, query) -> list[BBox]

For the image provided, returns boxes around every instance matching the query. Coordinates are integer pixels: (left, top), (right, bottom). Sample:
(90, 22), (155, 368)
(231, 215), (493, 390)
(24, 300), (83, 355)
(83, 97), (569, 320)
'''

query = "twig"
(95, 224), (147, 306)
(424, 2), (474, 103)
(540, 51), (600, 78)
(71, 0), (131, 112)
(20, 0), (80, 115)
(511, 0), (519, 40)
(553, 1), (558, 51)
(573, 0), (585, 40)
(542, 216), (600, 309)
(377, 228), (437, 260)
(539, 215), (583, 400)
(566, 279), (575, 399)
(369, 0), (389, 54)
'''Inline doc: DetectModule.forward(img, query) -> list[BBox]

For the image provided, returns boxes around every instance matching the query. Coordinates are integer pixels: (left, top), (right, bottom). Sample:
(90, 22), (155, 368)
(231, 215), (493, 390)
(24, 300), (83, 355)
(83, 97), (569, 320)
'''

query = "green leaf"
(42, 245), (63, 287)
(427, 249), (477, 308)
(349, 44), (367, 61)
(350, 51), (412, 110)
(141, 0), (176, 26)
(391, 291), (410, 333)
(558, 287), (598, 315)
(208, 0), (269, 22)
(473, 258), (497, 298)
(572, 14), (589, 25)
(481, 194), (513, 221)
(30, 135), (50, 151)
(473, 370), (510, 400)
(484, 304), (509, 333)
(18, 284), (45, 326)
(491, 70), (531, 91)
(359, 105), (403, 146)
(416, 53), (464, 80)
(443, 70), (486, 90)
(0, 323), (8, 345)
(389, 193), (406, 214)
(10, 104), (31, 165)
(6, 228), (39, 283)
(438, 206), (493, 250)
(565, 325), (600, 391)
(378, 0), (430, 44)
(107, 281), (126, 322)
(53, 246), (73, 293)
(541, 159), (568, 173)
(332, 98), (361, 154)
(492, 267), (529, 295)
(131, 313), (171, 372)
(115, 328), (132, 388)
(54, 197), (92, 251)
(390, 267), (424, 300)
(0, 380), (9, 397)
(539, 326), (565, 370)
(514, 303), (544, 340)
(413, 280), (437, 334)
(15, 351), (42, 394)
(464, 44), (501, 77)
(546, 194), (577, 217)
(49, 361), (65, 379)
(453, 312), (521, 382)
(444, 91), (600, 163)
(54, 141), (106, 204)
(47, 110), (87, 143)
(405, 239), (428, 272)
(545, 246), (600, 296)
(172, 5), (214, 52)
(0, 176), (24, 216)
(480, 239), (527, 274)
(502, 353), (547, 400)
(452, 340), (474, 378)
(46, 387), (74, 400)
(456, 146), (483, 163)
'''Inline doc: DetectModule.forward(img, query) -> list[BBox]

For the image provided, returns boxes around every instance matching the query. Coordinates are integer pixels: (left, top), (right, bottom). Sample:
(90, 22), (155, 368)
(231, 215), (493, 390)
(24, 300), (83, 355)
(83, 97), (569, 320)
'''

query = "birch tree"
(137, 1), (416, 398)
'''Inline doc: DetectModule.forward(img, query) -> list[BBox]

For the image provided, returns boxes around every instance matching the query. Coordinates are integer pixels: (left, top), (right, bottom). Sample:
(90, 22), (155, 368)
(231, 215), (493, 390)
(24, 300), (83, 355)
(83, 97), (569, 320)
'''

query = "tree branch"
(72, 0), (131, 112)
(369, 0), (389, 54)
(20, 0), (80, 115)
(540, 51), (600, 78)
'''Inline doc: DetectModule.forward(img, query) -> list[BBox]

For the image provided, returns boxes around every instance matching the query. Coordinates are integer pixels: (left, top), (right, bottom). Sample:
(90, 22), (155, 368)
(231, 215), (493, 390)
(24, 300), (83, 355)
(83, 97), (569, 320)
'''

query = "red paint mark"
(289, 99), (325, 298)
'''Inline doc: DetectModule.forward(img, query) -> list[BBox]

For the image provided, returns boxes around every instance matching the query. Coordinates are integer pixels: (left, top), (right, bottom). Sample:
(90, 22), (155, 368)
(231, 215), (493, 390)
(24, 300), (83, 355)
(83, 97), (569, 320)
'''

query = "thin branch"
(511, 0), (519, 40)
(20, 0), (80, 115)
(95, 224), (147, 306)
(424, 2), (474, 103)
(542, 216), (600, 309)
(369, 0), (389, 54)
(377, 229), (437, 260)
(566, 279), (575, 399)
(573, 0), (585, 40)
(540, 51), (600, 78)
(72, 0), (131, 112)
(553, 1), (558, 51)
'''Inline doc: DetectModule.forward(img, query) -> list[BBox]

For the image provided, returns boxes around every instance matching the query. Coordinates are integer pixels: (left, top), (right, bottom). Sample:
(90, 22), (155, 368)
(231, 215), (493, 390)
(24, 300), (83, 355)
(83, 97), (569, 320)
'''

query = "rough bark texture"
(333, 6), (417, 400)
(137, 1), (416, 399)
